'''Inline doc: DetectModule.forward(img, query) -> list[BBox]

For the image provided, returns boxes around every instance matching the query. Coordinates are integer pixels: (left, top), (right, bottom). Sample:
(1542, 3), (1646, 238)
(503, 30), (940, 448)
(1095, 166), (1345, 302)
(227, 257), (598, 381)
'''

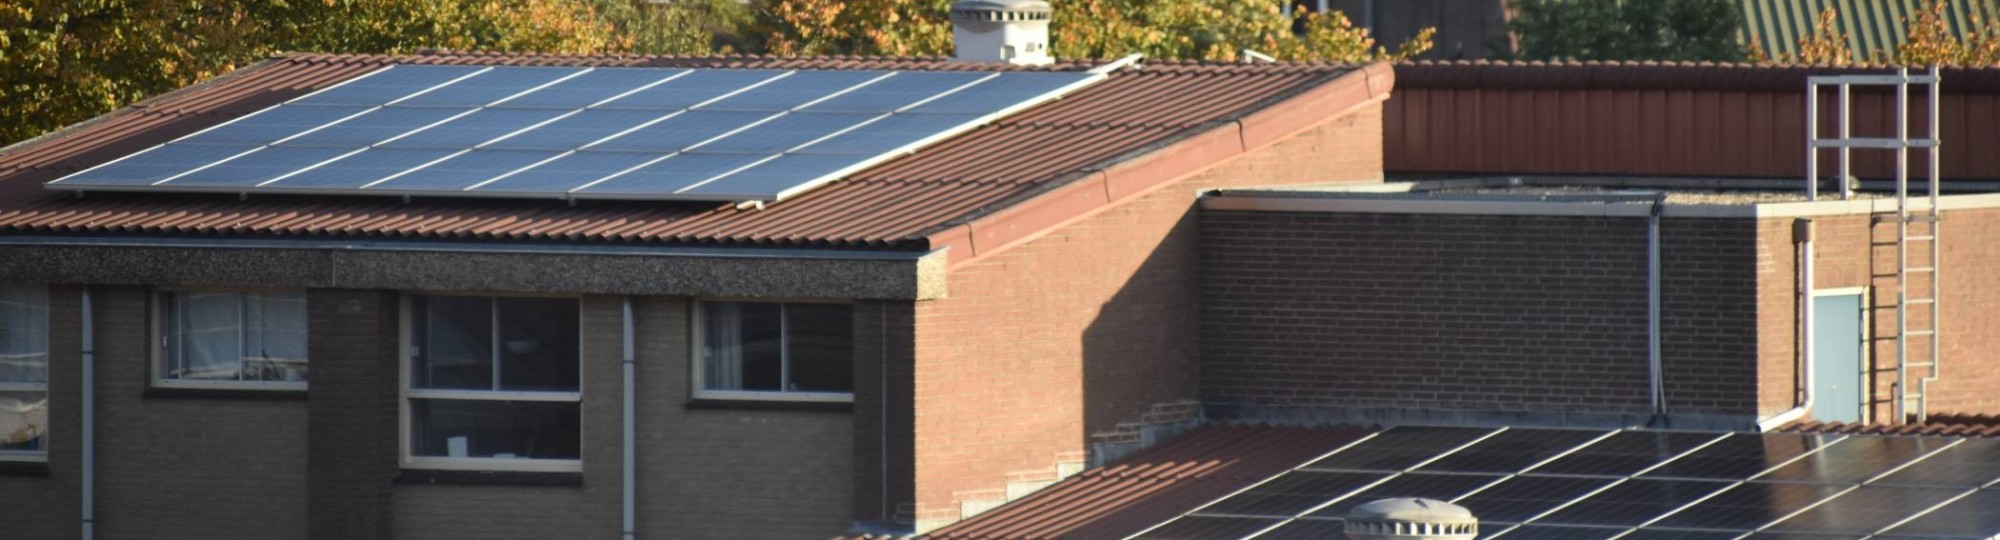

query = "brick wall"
(905, 105), (1384, 530)
(90, 286), (311, 540)
(1756, 208), (2000, 421)
(308, 290), (400, 540)
(0, 285), (81, 540)
(1201, 212), (1762, 419)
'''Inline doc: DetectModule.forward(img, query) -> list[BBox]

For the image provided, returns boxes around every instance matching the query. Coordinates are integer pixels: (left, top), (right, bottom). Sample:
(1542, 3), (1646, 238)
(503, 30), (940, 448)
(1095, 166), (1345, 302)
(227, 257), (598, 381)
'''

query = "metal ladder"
(1805, 66), (1943, 423)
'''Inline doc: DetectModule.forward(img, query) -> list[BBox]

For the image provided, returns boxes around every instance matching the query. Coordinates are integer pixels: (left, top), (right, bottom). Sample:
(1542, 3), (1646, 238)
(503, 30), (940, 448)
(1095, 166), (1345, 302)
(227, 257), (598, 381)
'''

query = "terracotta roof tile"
(0, 52), (1360, 250)
(1779, 413), (2000, 438)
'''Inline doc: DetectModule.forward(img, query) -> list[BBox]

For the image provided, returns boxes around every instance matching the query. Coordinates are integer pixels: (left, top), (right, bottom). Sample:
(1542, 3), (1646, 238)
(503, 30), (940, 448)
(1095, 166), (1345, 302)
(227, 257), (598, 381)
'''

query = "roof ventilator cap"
(948, 0), (1053, 66)
(1344, 498), (1478, 540)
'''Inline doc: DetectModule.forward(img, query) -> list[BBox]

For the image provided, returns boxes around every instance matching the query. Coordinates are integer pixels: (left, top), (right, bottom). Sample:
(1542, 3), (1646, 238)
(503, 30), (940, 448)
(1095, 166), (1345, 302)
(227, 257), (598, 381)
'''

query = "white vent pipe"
(1759, 219), (1816, 431)
(81, 287), (95, 540)
(621, 297), (637, 540)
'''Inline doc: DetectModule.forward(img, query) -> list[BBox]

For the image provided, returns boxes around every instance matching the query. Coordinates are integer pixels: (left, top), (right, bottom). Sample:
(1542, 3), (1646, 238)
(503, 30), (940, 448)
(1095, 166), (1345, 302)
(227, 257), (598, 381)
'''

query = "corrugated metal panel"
(0, 53), (1356, 249)
(1389, 61), (2000, 180)
(1740, 0), (2000, 62)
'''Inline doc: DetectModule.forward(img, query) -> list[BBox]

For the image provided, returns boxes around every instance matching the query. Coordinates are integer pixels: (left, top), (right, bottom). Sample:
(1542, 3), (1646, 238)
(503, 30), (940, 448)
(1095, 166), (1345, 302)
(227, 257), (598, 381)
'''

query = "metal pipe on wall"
(1647, 196), (1667, 422)
(1758, 219), (1816, 431)
(81, 287), (95, 540)
(622, 297), (637, 540)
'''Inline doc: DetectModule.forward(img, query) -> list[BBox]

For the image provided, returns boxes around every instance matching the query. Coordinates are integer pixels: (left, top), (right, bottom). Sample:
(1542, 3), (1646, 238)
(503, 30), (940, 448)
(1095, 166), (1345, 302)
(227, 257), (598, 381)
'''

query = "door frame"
(1812, 286), (1871, 424)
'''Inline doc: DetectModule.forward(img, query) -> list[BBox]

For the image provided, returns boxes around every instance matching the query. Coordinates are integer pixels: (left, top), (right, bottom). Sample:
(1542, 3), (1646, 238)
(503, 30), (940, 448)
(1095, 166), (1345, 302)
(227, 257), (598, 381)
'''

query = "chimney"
(948, 0), (1053, 66)
(1344, 498), (1478, 540)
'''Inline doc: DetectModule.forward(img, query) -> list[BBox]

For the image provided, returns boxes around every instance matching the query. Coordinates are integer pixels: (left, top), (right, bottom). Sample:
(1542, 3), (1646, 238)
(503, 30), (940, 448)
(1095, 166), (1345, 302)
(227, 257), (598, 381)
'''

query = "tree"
(752, 0), (1433, 62)
(1766, 0), (2000, 66)
(1496, 0), (1749, 62)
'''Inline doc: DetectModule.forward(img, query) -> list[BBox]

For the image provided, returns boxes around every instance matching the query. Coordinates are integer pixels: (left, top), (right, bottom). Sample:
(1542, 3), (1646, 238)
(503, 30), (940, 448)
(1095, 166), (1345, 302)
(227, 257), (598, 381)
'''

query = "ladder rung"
(1905, 362), (1936, 368)
(1907, 298), (1935, 305)
(1906, 235), (1935, 241)
(1905, 215), (1940, 223)
(1905, 330), (1936, 337)
(1810, 74), (1940, 85)
(1906, 266), (1935, 272)
(1812, 138), (1939, 149)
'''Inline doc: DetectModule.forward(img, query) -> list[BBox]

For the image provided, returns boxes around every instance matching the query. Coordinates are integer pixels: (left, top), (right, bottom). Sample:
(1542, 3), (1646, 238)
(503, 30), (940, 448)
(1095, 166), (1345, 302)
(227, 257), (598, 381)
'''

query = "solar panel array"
(47, 65), (1103, 202)
(1131, 426), (2000, 540)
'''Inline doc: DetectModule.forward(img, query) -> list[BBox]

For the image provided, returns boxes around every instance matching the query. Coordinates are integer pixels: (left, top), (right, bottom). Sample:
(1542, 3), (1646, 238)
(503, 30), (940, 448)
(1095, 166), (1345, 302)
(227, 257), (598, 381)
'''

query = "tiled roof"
(0, 52), (1370, 252)
(916, 425), (1367, 540)
(1779, 413), (2000, 437)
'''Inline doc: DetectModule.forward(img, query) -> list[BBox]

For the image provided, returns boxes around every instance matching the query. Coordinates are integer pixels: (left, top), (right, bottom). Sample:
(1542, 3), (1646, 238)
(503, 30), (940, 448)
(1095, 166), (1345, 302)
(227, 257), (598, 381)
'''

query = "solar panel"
(1247, 518), (1347, 540)
(1416, 429), (1608, 474)
(1133, 516), (1280, 540)
(1454, 475), (1618, 523)
(1641, 433), (1839, 480)
(1485, 524), (1626, 539)
(1762, 485), (1962, 535)
(1302, 427), (1499, 472)
(1196, 471), (1387, 517)
(1757, 436), (1953, 485)
(1646, 481), (1850, 530)
(1305, 473), (1503, 518)
(1873, 488), (2000, 538)
(1871, 439), (2000, 488)
(1535, 479), (1735, 527)
(47, 65), (1105, 202)
(1531, 431), (1724, 477)
(1619, 529), (1749, 540)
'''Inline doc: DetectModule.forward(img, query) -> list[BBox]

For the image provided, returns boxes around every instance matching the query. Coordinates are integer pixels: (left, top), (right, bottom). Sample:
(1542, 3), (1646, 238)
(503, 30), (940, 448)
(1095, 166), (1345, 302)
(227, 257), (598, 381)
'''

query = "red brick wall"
(905, 105), (1384, 529)
(1756, 208), (2000, 421)
(1201, 212), (1762, 417)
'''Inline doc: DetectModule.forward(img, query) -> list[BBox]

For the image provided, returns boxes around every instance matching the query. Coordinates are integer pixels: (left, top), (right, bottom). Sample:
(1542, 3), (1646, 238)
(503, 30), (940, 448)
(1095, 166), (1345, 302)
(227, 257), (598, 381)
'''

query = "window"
(155, 290), (308, 389)
(404, 295), (580, 471)
(0, 286), (47, 461)
(695, 300), (853, 402)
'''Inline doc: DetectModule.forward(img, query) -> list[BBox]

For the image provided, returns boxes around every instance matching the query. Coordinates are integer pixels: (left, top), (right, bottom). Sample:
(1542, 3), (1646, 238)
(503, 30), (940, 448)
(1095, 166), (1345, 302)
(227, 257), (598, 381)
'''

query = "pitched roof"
(0, 52), (1376, 254)
(1739, 0), (2000, 62)
(1779, 413), (2000, 438)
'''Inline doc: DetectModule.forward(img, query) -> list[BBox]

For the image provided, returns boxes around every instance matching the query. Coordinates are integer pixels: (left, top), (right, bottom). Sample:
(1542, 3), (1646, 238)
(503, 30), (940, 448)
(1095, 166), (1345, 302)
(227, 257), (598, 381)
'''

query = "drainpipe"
(80, 287), (95, 540)
(621, 297), (637, 540)
(1647, 195), (1667, 425)
(1758, 219), (1816, 431)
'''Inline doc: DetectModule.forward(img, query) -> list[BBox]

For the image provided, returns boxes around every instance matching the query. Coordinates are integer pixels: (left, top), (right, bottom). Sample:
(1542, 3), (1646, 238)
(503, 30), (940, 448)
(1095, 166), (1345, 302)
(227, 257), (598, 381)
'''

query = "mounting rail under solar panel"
(46, 65), (1107, 203)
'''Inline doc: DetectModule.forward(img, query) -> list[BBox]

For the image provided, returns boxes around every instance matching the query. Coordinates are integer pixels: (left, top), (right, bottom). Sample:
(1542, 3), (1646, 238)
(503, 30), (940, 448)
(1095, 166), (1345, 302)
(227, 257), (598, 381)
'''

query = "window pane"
(415, 296), (493, 389)
(787, 303), (853, 393)
(496, 297), (579, 392)
(409, 399), (579, 460)
(702, 302), (782, 392)
(242, 292), (308, 382)
(170, 292), (244, 380)
(0, 287), (47, 384)
(0, 391), (46, 452)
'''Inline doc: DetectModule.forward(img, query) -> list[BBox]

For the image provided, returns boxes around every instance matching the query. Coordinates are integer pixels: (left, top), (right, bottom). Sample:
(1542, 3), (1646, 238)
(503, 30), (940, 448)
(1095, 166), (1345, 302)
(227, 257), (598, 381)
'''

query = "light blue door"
(1811, 293), (1865, 423)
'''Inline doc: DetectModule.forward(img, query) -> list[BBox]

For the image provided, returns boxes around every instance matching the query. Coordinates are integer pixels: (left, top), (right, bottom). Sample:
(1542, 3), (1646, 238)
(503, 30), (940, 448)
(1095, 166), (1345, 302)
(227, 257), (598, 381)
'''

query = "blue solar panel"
(593, 70), (790, 110)
(793, 113), (984, 155)
(585, 110), (773, 153)
(177, 105), (372, 146)
(47, 65), (1105, 202)
(261, 148), (461, 189)
(804, 71), (993, 113)
(275, 106), (470, 148)
(468, 151), (662, 194)
(364, 150), (566, 192)
(157, 146), (358, 188)
(694, 112), (880, 154)
(698, 70), (892, 111)
(378, 108), (570, 149)
(394, 67), (586, 108)
(491, 68), (690, 109)
(574, 152), (771, 197)
(293, 65), (488, 106)
(52, 144), (256, 186)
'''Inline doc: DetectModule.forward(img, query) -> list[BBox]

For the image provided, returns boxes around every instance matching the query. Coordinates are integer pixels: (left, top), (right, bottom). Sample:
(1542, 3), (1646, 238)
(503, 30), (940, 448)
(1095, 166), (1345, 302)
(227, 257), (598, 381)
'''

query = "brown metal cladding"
(0, 52), (1358, 251)
(1388, 61), (2000, 180)
(914, 425), (1367, 540)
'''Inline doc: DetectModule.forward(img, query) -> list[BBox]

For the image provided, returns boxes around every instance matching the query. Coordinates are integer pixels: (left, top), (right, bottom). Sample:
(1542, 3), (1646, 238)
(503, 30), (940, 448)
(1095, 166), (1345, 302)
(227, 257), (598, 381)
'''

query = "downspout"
(621, 297), (636, 540)
(1647, 195), (1667, 426)
(1759, 219), (1816, 431)
(81, 287), (95, 540)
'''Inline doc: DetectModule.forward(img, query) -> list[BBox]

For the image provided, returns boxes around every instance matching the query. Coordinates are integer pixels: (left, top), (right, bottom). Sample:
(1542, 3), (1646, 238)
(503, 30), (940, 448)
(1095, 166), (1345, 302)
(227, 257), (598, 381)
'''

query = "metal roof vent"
(948, 0), (1053, 66)
(1344, 498), (1478, 540)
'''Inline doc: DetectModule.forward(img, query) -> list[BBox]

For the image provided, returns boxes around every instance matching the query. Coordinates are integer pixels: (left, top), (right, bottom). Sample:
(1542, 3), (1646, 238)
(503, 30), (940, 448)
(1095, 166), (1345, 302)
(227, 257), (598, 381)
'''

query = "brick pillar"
(307, 290), (400, 540)
(852, 300), (916, 528)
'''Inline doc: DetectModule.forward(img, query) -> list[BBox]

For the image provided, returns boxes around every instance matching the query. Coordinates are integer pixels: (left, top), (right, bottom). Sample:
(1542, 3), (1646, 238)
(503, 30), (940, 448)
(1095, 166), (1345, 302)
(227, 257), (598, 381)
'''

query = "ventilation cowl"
(1344, 498), (1478, 540)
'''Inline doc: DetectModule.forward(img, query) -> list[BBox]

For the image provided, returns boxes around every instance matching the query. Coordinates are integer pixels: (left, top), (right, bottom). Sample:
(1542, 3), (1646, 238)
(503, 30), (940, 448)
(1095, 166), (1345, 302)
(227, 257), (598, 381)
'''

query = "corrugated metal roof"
(1739, 0), (2000, 62)
(0, 52), (1359, 251)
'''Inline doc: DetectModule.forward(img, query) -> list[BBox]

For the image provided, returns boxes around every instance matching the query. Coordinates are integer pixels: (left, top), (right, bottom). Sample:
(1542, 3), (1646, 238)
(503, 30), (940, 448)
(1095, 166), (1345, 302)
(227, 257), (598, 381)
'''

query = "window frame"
(690, 297), (855, 404)
(149, 287), (311, 391)
(0, 284), (48, 463)
(398, 291), (584, 473)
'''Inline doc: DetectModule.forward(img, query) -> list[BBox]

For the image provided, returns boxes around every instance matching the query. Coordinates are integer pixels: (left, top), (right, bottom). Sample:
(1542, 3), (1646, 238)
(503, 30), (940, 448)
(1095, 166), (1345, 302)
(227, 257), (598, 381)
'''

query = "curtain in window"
(244, 292), (308, 382)
(174, 292), (245, 380)
(704, 302), (744, 391)
(0, 287), (47, 384)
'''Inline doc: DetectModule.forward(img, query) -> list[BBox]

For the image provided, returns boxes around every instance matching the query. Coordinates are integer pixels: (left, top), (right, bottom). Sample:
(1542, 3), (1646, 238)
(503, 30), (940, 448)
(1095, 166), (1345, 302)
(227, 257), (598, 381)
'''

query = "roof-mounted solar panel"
(48, 64), (1106, 202)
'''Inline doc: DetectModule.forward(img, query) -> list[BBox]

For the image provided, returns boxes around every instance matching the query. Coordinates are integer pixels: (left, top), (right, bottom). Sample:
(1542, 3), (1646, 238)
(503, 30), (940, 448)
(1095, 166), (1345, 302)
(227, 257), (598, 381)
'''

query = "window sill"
(394, 469), (583, 487)
(684, 398), (853, 413)
(145, 387), (307, 400)
(0, 460), (50, 477)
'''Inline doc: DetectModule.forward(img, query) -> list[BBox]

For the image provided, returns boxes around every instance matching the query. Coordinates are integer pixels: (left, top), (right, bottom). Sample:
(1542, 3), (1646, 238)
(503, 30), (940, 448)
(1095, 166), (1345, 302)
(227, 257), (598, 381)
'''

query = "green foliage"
(1497, 0), (1749, 61)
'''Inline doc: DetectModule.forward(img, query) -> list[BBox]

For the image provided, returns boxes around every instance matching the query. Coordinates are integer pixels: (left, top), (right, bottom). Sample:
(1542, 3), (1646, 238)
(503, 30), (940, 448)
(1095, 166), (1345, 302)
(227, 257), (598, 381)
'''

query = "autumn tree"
(1769, 0), (2000, 66)
(1497, 0), (1749, 61)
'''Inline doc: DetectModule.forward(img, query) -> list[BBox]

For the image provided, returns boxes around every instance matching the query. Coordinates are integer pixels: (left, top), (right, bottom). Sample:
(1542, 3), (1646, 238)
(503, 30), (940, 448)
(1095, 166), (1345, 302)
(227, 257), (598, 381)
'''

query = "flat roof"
(1204, 176), (2000, 218)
